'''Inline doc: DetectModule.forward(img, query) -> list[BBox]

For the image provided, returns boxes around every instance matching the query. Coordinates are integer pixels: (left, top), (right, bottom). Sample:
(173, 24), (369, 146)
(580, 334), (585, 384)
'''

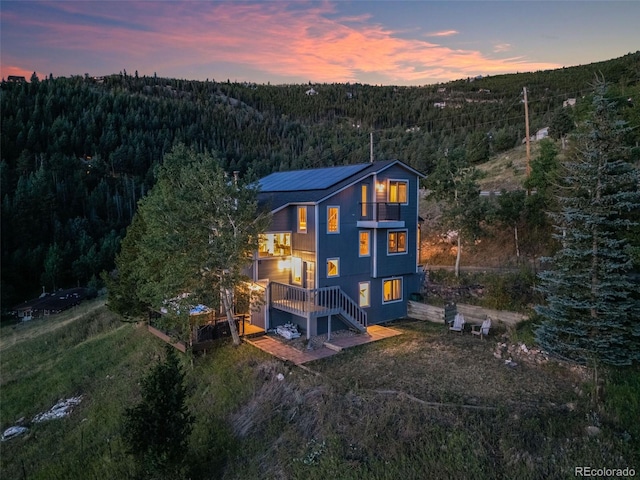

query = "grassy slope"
(2, 308), (638, 479)
(420, 140), (568, 268)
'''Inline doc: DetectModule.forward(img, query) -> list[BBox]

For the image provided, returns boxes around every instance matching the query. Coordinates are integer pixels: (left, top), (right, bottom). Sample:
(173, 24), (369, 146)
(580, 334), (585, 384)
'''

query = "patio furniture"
(449, 313), (465, 333)
(471, 317), (492, 339)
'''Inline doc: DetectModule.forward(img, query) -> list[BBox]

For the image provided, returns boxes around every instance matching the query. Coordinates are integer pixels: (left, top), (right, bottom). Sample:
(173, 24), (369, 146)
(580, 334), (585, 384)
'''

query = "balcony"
(357, 202), (405, 228)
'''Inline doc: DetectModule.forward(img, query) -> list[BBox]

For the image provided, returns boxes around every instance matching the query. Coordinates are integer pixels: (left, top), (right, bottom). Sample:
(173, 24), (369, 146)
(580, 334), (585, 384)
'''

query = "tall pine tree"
(535, 80), (640, 366)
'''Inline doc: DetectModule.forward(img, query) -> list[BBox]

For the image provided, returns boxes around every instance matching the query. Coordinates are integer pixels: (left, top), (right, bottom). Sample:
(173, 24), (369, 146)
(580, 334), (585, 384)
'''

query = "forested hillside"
(2, 52), (639, 308)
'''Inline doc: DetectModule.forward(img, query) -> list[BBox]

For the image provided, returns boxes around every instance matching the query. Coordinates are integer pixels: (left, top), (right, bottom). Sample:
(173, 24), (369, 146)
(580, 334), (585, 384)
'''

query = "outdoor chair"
(471, 317), (492, 339)
(448, 313), (465, 333)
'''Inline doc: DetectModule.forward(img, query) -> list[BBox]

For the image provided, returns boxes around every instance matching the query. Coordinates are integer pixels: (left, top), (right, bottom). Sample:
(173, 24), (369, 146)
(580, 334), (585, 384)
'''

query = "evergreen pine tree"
(123, 345), (194, 478)
(535, 80), (640, 366)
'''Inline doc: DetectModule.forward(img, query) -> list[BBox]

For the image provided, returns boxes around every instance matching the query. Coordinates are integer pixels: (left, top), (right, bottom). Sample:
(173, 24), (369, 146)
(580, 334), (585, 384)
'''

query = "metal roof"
(258, 163), (370, 192)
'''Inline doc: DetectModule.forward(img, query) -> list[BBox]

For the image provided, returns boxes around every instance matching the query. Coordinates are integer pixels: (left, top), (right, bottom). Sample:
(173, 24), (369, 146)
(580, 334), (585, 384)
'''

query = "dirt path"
(0, 299), (106, 352)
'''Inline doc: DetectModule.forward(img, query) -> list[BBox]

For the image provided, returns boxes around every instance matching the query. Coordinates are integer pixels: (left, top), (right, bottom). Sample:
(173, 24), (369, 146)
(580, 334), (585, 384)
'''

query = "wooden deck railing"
(269, 282), (367, 332)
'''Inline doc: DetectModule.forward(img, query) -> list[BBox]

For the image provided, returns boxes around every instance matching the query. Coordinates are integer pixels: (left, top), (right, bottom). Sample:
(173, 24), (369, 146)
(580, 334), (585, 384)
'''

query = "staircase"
(269, 282), (367, 333)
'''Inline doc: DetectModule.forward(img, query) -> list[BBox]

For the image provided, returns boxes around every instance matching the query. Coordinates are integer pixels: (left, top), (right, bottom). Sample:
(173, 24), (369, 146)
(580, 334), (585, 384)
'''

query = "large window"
(359, 281), (370, 307)
(327, 258), (339, 277)
(297, 206), (307, 233)
(258, 233), (291, 257)
(383, 277), (403, 303)
(359, 231), (370, 256)
(388, 180), (408, 204)
(327, 206), (340, 233)
(388, 230), (407, 254)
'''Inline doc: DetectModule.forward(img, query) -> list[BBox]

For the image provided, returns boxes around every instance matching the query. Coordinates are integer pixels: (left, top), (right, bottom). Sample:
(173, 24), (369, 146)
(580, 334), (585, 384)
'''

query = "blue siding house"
(250, 160), (425, 339)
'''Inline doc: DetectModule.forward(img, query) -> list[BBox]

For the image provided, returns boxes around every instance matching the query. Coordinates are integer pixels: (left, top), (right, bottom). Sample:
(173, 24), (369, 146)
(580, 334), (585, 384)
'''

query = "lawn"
(1, 311), (638, 480)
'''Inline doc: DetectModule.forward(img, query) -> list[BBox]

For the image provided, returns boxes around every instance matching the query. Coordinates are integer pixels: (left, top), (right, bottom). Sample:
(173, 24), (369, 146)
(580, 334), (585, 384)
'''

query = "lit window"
(258, 233), (291, 257)
(389, 181), (408, 203)
(388, 230), (407, 254)
(297, 206), (307, 233)
(359, 282), (370, 307)
(292, 257), (302, 285)
(327, 206), (339, 233)
(383, 278), (402, 303)
(327, 258), (339, 277)
(359, 231), (370, 256)
(361, 184), (368, 217)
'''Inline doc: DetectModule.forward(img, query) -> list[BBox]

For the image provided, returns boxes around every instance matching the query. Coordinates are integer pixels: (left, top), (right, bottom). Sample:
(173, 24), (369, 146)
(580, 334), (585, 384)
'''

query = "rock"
(1, 426), (28, 441)
(586, 426), (601, 437)
(32, 396), (83, 423)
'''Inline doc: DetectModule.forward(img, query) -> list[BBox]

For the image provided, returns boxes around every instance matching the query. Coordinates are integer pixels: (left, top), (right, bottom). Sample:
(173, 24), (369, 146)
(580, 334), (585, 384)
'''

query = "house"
(12, 288), (87, 320)
(522, 126), (550, 143)
(248, 160), (425, 340)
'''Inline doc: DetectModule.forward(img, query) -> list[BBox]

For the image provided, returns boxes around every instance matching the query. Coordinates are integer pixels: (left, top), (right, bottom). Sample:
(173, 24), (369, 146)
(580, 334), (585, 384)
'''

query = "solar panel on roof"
(259, 164), (370, 192)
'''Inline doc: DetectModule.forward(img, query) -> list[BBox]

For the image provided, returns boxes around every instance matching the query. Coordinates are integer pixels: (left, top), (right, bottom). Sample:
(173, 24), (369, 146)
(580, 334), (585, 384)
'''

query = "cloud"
(493, 43), (512, 53)
(425, 30), (459, 38)
(1, 2), (561, 85)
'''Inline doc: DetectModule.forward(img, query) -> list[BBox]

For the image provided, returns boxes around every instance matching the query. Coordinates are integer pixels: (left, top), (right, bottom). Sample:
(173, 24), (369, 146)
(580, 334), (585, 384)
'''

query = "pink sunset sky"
(1, 1), (639, 85)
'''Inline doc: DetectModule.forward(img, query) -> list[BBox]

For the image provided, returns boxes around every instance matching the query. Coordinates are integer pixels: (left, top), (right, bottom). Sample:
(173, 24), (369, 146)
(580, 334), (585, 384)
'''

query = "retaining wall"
(407, 301), (528, 327)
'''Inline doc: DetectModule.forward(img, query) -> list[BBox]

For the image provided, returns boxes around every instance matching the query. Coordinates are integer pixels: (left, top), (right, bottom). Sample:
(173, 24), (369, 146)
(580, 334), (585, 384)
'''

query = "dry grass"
(312, 320), (581, 407)
(476, 143), (539, 192)
(224, 320), (638, 479)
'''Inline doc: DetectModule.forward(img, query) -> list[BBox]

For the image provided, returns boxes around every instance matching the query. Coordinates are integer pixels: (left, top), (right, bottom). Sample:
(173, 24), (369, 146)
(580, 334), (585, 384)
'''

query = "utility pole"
(523, 87), (531, 179)
(370, 131), (374, 163)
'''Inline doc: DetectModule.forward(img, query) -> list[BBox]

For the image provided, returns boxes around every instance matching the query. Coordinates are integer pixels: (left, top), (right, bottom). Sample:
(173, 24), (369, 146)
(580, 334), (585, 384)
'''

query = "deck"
(245, 325), (402, 365)
(269, 282), (367, 333)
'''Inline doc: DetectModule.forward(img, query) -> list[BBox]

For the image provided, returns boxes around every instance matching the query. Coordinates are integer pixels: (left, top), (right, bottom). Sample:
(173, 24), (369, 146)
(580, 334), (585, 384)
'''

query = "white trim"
(327, 205), (340, 234)
(387, 229), (408, 255)
(372, 228), (378, 278)
(314, 204), (319, 288)
(416, 174), (421, 270)
(268, 201), (315, 215)
(382, 277), (403, 304)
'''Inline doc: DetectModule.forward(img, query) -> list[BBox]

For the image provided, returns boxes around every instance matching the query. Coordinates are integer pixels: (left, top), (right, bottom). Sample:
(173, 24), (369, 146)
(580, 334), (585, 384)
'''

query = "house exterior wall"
(256, 161), (423, 331)
(255, 258), (290, 284)
(315, 165), (420, 324)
